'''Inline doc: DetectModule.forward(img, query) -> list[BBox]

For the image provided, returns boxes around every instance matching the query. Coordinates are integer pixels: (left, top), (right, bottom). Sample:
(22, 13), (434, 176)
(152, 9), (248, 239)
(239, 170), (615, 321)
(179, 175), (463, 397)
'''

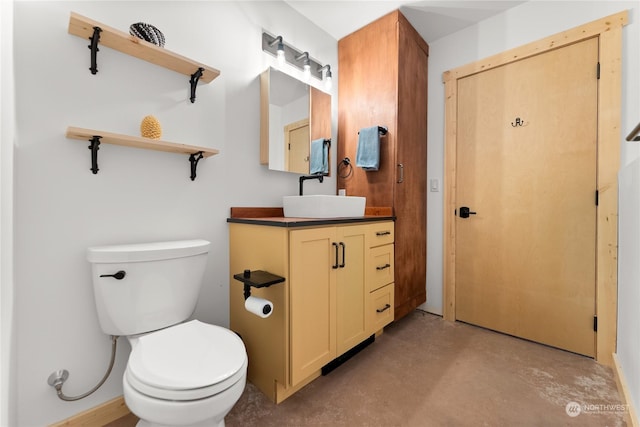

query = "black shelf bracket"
(189, 151), (204, 181)
(88, 26), (102, 75)
(189, 67), (205, 103)
(88, 136), (102, 174)
(233, 270), (285, 300)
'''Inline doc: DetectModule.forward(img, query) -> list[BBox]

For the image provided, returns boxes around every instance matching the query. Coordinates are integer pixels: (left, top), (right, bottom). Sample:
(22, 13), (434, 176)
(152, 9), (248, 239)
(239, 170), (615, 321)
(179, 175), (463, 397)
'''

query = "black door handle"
(459, 207), (477, 218)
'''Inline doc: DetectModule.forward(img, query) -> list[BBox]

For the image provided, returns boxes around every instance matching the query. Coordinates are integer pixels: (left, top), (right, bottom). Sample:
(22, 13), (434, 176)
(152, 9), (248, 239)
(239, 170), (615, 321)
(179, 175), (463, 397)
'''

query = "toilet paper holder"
(233, 269), (285, 300)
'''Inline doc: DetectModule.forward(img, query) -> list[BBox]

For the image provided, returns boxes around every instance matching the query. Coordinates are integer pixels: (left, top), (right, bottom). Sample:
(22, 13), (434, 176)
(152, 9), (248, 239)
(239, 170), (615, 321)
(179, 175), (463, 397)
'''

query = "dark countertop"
(227, 215), (395, 228)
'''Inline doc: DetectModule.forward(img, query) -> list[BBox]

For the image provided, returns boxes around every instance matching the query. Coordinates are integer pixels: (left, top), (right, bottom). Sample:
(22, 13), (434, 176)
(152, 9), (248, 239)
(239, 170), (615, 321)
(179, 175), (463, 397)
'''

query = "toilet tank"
(86, 240), (210, 336)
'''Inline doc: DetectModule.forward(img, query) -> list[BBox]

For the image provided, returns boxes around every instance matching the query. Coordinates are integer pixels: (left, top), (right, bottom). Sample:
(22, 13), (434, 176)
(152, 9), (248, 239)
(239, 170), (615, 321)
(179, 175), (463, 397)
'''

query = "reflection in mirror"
(260, 67), (331, 174)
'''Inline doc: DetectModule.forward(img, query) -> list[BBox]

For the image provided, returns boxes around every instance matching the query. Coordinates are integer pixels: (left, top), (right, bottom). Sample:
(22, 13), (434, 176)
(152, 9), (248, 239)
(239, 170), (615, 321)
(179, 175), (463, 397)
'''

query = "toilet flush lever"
(99, 271), (126, 280)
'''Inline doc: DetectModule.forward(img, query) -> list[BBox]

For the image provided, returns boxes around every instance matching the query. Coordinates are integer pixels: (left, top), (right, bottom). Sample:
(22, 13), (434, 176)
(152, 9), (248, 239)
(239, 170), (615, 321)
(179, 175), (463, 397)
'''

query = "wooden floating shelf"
(68, 12), (220, 101)
(66, 126), (219, 180)
(66, 126), (219, 157)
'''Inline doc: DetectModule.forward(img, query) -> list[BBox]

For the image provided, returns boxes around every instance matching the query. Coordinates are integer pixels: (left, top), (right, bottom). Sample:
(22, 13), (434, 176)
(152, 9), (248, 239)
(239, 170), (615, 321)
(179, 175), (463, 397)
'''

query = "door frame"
(284, 118), (309, 173)
(442, 11), (628, 365)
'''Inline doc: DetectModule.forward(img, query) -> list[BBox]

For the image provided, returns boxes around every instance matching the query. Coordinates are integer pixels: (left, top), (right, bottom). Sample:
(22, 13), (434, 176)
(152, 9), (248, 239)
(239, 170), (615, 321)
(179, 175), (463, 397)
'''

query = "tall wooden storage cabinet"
(337, 10), (428, 320)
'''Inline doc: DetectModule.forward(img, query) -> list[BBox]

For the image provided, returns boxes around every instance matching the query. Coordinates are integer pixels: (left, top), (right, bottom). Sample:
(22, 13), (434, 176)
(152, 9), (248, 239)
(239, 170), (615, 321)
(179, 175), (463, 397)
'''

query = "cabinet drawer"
(368, 244), (394, 292)
(368, 222), (394, 247)
(369, 284), (394, 333)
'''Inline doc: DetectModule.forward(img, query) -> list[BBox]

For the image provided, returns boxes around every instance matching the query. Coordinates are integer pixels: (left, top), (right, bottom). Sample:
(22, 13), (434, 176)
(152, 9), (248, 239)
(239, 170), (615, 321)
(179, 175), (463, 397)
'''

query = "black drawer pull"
(376, 304), (391, 313)
(376, 263), (391, 271)
(375, 231), (391, 236)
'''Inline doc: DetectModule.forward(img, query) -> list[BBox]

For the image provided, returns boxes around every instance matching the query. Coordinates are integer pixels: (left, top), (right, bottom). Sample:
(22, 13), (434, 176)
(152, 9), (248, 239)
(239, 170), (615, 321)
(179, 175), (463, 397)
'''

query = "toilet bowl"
(123, 320), (247, 427)
(86, 240), (247, 427)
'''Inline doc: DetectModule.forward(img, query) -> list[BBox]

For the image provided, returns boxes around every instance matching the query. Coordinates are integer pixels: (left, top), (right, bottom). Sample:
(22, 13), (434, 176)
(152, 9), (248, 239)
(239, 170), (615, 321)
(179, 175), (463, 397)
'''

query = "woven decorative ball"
(129, 22), (165, 47)
(140, 115), (162, 140)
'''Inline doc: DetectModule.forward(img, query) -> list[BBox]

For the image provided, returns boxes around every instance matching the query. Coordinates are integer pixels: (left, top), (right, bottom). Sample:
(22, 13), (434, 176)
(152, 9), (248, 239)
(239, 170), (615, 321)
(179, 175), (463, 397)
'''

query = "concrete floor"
(109, 310), (629, 426)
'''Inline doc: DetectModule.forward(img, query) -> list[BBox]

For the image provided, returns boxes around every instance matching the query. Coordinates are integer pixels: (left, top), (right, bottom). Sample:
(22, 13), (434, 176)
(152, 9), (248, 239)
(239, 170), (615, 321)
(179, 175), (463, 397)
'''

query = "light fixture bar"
(262, 32), (324, 80)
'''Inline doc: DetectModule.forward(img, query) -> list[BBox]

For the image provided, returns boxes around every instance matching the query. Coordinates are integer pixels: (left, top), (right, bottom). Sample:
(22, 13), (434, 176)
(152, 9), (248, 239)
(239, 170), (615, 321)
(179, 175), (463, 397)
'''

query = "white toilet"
(87, 239), (247, 427)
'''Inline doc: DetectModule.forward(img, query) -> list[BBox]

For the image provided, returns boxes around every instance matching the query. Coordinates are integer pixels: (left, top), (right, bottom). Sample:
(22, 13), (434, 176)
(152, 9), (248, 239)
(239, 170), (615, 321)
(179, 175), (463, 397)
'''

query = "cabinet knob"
(376, 263), (391, 271)
(375, 231), (391, 236)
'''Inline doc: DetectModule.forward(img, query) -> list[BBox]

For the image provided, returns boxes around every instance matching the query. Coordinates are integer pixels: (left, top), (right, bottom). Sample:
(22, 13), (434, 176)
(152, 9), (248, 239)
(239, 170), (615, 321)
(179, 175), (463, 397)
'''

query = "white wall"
(618, 157), (640, 420)
(12, 1), (337, 425)
(1, 1), (16, 425)
(424, 0), (639, 416)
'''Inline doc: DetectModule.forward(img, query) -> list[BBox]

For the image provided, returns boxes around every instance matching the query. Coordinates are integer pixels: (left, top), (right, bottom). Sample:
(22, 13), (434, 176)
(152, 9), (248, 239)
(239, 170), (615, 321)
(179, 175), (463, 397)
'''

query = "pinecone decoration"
(140, 115), (162, 140)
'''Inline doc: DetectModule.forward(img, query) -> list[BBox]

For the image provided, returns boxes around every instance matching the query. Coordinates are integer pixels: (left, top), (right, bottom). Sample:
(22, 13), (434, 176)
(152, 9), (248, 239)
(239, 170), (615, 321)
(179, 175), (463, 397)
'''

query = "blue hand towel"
(355, 126), (380, 171)
(309, 138), (328, 175)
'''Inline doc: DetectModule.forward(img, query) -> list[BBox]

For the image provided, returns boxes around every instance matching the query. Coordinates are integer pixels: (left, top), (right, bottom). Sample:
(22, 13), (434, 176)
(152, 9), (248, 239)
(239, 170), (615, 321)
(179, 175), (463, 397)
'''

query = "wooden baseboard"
(49, 396), (131, 427)
(612, 353), (639, 427)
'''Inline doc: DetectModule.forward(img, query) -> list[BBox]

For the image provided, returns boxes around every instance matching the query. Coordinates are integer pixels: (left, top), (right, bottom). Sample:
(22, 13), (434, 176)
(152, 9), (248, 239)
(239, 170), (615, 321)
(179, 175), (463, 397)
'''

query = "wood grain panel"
(338, 10), (428, 321)
(337, 11), (398, 207)
(393, 15), (428, 320)
(310, 87), (332, 176)
(442, 10), (627, 363)
(455, 38), (598, 356)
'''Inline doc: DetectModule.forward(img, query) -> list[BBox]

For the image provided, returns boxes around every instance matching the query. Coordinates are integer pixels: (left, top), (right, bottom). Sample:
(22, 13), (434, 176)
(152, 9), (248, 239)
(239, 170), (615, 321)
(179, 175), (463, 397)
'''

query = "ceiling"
(285, 1), (527, 43)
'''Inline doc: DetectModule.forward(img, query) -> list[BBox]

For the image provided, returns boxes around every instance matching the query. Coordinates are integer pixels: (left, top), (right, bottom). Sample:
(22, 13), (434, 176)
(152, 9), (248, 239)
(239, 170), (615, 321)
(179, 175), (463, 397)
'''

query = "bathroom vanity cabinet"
(228, 215), (394, 403)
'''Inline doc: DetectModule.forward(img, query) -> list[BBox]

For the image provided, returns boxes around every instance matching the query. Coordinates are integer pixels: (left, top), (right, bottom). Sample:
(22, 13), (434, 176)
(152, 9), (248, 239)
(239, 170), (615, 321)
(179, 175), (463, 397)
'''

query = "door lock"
(459, 207), (477, 218)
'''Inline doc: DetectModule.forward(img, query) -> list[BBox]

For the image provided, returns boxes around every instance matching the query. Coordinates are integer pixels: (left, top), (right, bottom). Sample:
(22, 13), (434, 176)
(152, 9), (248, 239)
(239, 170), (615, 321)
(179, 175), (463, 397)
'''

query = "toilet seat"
(126, 320), (247, 401)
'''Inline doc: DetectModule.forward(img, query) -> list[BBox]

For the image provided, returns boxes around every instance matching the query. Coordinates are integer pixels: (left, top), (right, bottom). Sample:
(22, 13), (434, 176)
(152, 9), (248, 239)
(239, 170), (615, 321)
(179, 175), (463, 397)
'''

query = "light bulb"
(303, 63), (311, 80)
(325, 74), (332, 90)
(276, 42), (285, 66)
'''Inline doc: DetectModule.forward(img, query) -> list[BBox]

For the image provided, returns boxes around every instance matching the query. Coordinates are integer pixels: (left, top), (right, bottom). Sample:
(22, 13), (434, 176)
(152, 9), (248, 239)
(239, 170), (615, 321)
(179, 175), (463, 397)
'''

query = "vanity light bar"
(262, 32), (325, 81)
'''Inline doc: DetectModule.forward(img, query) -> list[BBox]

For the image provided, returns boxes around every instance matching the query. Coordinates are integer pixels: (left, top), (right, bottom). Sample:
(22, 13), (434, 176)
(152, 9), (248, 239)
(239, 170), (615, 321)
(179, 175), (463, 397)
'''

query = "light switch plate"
(430, 178), (439, 192)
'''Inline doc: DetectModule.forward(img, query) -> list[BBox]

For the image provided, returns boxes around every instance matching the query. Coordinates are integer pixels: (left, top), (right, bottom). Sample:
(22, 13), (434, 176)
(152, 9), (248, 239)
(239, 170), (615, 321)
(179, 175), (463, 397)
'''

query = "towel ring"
(338, 157), (353, 179)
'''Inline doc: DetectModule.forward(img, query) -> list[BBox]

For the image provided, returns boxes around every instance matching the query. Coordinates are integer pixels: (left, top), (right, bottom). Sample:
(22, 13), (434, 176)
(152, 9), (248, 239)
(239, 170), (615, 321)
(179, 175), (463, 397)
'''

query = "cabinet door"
(290, 227), (337, 385)
(336, 224), (369, 355)
(394, 19), (428, 320)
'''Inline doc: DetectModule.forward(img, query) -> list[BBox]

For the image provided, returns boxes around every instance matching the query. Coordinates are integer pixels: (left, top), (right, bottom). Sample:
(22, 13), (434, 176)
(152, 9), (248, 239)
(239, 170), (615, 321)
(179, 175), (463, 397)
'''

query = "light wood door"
(290, 227), (336, 385)
(285, 119), (309, 174)
(455, 37), (598, 357)
(336, 225), (368, 354)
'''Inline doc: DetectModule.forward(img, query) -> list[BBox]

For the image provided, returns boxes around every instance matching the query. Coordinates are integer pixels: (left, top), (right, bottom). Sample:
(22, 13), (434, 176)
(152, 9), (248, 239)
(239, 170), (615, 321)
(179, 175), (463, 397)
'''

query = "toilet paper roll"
(245, 296), (274, 318)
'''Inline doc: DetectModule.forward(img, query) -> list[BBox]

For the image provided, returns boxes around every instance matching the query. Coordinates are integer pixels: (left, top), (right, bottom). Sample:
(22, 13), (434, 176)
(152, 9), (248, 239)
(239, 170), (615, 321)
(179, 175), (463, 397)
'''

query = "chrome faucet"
(299, 174), (324, 196)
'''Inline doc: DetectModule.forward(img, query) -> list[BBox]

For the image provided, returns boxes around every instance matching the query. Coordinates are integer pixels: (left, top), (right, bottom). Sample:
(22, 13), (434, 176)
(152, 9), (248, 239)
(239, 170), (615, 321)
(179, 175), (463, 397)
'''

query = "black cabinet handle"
(99, 270), (126, 280)
(332, 242), (339, 269)
(376, 304), (391, 313)
(339, 242), (346, 268)
(376, 263), (391, 271)
(375, 230), (391, 236)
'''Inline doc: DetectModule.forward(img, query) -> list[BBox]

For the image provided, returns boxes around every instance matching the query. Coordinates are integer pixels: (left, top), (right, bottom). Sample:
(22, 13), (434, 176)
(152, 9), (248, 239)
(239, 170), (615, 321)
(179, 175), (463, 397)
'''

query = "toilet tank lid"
(87, 239), (210, 263)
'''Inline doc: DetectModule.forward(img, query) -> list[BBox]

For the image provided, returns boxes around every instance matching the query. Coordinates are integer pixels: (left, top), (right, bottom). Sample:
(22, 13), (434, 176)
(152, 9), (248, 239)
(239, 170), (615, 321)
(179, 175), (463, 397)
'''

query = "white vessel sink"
(283, 195), (366, 218)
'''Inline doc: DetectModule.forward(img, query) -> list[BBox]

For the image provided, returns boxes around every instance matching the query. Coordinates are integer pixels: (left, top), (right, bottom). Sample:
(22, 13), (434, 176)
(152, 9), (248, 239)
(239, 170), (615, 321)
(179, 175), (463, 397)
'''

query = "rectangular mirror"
(260, 67), (332, 174)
